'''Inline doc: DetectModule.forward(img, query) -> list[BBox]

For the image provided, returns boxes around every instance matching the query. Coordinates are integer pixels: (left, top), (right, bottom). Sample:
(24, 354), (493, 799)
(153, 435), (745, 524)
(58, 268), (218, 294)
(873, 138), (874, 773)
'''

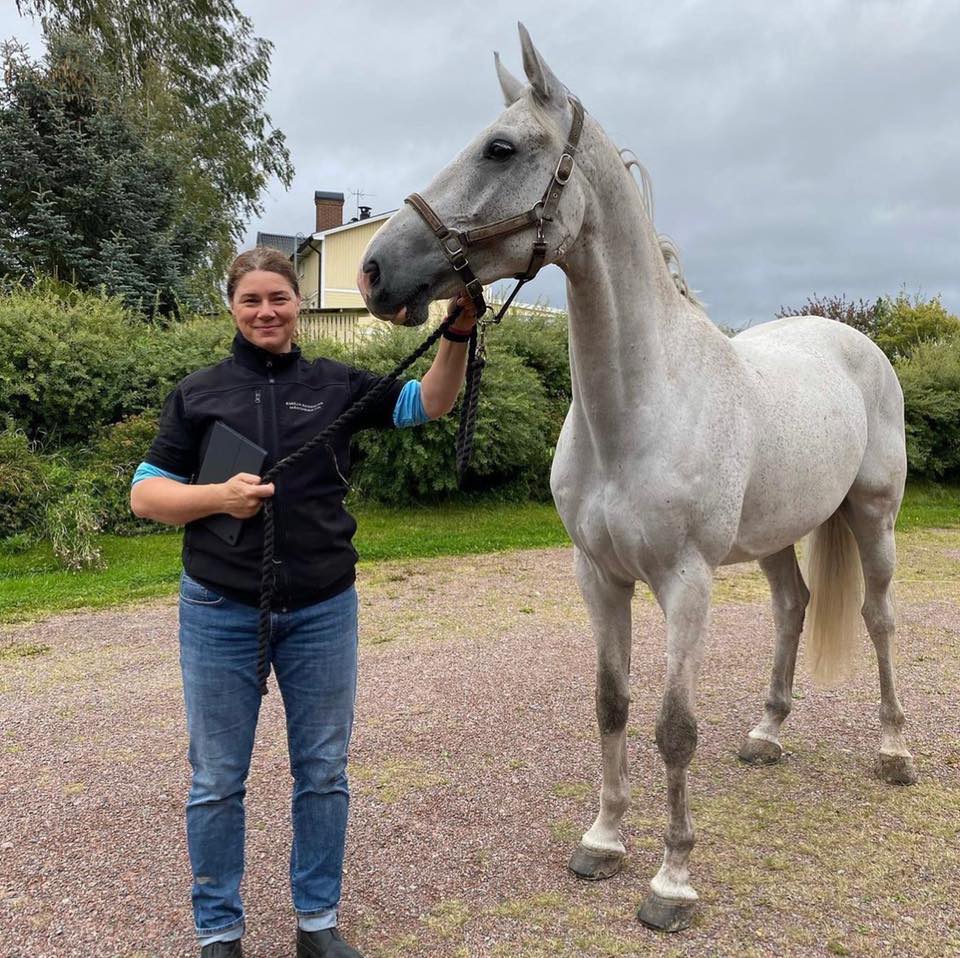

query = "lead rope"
(453, 272), (532, 481)
(455, 326), (485, 480)
(256, 316), (455, 694)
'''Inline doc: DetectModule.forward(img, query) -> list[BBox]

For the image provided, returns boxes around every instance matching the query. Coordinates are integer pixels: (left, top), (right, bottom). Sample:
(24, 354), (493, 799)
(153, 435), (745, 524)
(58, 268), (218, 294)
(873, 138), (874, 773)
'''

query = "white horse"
(358, 24), (916, 932)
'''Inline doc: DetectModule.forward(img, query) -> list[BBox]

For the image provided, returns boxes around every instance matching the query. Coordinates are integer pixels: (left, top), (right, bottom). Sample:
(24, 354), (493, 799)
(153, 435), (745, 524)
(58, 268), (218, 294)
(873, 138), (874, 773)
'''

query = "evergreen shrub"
(0, 282), (136, 445)
(83, 414), (161, 535)
(0, 421), (51, 537)
(897, 336), (960, 482)
(336, 325), (556, 502)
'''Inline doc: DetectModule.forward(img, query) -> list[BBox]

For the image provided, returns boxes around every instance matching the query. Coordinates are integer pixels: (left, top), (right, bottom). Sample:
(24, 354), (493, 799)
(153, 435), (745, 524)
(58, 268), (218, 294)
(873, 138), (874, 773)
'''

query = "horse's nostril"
(363, 259), (381, 287)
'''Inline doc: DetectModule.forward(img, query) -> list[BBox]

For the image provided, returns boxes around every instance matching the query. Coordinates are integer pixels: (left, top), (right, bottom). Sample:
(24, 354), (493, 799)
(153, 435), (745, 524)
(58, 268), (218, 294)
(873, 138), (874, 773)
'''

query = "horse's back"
(733, 316), (904, 445)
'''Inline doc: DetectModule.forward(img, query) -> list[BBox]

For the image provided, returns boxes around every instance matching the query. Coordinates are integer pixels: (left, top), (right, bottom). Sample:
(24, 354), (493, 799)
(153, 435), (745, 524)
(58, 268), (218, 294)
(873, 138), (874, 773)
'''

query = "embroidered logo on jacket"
(285, 401), (325, 413)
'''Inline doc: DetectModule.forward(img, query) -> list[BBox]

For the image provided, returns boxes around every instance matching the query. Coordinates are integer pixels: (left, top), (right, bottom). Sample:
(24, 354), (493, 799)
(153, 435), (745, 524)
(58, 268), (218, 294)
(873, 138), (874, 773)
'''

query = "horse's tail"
(804, 509), (864, 685)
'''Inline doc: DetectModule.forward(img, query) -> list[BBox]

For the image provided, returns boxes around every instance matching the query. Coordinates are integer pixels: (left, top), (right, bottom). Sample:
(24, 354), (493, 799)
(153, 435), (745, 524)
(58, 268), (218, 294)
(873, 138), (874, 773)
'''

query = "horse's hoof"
(877, 753), (918, 786)
(568, 844), (624, 880)
(637, 892), (698, 933)
(738, 735), (782, 765)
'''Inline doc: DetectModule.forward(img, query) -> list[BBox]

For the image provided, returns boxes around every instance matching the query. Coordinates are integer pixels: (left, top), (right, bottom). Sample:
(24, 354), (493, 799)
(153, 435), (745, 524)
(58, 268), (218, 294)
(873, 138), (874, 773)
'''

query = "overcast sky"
(5, 1), (959, 328)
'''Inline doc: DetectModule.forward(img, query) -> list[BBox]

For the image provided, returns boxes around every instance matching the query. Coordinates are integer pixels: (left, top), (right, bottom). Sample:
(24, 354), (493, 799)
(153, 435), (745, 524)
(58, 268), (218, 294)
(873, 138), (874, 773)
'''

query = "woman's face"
(230, 269), (301, 354)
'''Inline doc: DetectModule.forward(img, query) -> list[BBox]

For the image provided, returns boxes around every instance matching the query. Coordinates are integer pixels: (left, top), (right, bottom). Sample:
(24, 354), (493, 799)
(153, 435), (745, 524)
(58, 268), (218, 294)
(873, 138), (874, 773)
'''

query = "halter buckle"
(442, 234), (465, 260)
(554, 153), (574, 185)
(463, 276), (484, 300)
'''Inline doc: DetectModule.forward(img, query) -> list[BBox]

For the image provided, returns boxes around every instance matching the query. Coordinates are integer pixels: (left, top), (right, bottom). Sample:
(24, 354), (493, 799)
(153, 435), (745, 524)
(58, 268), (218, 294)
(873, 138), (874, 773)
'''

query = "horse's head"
(359, 23), (588, 326)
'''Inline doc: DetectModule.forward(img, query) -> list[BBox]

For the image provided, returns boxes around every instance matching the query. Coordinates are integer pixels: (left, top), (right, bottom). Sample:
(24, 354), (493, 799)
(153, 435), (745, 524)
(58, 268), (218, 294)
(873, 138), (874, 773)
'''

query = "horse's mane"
(619, 149), (705, 311)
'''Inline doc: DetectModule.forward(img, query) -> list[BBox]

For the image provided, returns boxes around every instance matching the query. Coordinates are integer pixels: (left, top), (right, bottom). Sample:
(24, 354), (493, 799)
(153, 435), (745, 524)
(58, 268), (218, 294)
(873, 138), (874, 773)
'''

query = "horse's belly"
(728, 363), (869, 561)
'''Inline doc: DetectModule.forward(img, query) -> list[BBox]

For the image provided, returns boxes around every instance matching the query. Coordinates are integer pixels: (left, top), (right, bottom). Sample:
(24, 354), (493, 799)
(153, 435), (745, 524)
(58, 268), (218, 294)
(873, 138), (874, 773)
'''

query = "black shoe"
(297, 927), (363, 958)
(200, 940), (243, 958)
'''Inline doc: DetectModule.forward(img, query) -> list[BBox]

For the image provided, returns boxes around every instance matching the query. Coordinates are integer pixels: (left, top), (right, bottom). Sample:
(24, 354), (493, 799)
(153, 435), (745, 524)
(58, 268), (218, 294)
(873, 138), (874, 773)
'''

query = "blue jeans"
(178, 573), (359, 940)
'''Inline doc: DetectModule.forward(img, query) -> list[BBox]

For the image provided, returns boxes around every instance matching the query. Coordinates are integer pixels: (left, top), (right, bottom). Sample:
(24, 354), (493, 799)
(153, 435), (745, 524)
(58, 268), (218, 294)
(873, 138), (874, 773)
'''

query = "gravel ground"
(1, 543), (959, 958)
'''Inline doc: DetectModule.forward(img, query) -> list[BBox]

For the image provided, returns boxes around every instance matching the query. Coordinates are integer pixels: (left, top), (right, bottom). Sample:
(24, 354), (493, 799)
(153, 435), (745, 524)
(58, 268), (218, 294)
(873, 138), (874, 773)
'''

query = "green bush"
(897, 336), (960, 481)
(0, 281), (138, 445)
(873, 292), (960, 362)
(490, 309), (570, 438)
(83, 413), (161, 534)
(0, 282), (235, 445)
(345, 325), (554, 502)
(0, 421), (51, 537)
(126, 317), (235, 416)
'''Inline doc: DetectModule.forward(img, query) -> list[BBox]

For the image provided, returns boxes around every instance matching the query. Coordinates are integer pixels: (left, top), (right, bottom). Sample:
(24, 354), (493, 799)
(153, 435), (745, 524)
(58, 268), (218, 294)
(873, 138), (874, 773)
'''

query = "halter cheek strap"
(405, 95), (585, 321)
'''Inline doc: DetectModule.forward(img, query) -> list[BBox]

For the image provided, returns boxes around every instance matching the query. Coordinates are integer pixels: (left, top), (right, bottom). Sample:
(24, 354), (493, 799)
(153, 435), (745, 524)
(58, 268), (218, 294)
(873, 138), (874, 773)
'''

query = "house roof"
(256, 232), (299, 257)
(291, 210), (398, 256)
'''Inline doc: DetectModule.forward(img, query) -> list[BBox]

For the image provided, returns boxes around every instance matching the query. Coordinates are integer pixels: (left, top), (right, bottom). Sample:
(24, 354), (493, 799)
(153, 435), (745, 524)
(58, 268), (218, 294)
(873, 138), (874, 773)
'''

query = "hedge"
(3, 282), (958, 569)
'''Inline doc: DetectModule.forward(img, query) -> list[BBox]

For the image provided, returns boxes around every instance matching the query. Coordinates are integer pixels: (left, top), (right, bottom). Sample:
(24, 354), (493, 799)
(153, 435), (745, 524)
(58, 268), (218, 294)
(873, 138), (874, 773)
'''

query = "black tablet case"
(196, 421), (268, 546)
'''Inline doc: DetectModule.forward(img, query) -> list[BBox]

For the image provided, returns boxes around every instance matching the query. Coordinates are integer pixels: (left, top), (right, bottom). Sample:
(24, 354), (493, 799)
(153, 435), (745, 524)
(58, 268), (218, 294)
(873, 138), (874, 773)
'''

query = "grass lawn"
(0, 500), (569, 625)
(1, 483), (956, 626)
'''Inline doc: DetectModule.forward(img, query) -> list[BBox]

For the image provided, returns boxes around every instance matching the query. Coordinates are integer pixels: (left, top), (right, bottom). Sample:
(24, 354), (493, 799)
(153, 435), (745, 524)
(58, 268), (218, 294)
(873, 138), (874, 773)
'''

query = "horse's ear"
(494, 51), (525, 106)
(518, 22), (563, 105)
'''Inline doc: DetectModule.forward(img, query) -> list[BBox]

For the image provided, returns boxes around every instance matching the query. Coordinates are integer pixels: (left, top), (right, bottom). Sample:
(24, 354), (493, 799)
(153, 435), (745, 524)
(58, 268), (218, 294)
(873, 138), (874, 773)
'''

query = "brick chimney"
(315, 191), (345, 232)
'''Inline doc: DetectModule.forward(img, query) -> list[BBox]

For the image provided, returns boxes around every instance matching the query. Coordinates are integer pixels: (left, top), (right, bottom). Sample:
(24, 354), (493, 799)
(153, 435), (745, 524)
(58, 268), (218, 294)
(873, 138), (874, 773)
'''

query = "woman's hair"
(226, 247), (300, 302)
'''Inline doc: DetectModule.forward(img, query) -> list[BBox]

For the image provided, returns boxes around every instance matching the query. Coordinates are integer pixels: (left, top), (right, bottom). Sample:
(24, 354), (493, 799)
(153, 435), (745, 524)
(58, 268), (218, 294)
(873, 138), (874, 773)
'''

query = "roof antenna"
(349, 188), (374, 221)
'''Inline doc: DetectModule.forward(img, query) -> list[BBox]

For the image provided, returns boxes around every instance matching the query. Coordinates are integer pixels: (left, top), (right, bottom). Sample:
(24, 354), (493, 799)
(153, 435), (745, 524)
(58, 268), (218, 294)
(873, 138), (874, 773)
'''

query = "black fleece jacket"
(145, 331), (403, 610)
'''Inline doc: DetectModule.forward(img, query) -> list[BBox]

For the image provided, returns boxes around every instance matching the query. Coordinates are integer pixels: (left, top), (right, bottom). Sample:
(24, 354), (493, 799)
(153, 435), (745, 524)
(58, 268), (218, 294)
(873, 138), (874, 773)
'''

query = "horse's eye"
(485, 139), (515, 161)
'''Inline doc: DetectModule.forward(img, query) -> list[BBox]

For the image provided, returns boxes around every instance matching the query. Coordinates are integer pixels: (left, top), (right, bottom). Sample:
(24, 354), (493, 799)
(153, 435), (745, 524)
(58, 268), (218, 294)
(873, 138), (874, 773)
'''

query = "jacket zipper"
(254, 388), (264, 448)
(264, 359), (286, 607)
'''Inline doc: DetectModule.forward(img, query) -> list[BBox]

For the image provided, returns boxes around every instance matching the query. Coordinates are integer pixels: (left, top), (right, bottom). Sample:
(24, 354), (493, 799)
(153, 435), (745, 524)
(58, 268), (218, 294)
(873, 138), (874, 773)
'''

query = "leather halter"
(405, 95), (585, 321)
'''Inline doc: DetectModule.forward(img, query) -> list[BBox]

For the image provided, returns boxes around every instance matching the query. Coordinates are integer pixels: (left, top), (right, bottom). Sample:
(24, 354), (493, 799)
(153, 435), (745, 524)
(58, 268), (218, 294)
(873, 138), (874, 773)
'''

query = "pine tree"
(0, 35), (205, 315)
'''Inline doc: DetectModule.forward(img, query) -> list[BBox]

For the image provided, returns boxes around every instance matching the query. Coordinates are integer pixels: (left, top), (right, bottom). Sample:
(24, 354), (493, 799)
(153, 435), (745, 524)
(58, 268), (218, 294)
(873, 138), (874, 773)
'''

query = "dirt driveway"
(2, 537), (959, 957)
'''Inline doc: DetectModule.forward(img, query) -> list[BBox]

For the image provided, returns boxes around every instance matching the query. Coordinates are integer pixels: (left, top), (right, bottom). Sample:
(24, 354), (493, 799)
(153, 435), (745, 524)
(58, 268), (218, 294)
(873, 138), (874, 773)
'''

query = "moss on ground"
(349, 757), (448, 804)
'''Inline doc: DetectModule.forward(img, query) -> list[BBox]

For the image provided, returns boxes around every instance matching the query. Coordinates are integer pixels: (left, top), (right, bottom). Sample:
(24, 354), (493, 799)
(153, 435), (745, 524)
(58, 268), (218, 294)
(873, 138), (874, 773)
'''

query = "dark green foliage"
(337, 325), (556, 503)
(0, 35), (207, 314)
(897, 337), (960, 482)
(82, 413), (160, 534)
(0, 286), (574, 559)
(126, 316), (235, 416)
(0, 281), (137, 444)
(14, 0), (294, 288)
(0, 282), (234, 445)
(490, 310), (571, 438)
(0, 422), (52, 537)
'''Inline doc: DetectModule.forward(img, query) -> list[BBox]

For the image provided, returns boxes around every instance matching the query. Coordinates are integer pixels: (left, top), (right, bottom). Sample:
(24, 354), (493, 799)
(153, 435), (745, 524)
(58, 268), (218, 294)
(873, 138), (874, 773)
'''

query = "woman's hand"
(221, 473), (275, 518)
(446, 292), (478, 335)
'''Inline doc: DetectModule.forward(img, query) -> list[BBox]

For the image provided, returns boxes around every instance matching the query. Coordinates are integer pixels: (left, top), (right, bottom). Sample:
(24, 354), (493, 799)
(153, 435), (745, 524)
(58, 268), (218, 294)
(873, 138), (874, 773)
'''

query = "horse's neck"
(561, 137), (725, 439)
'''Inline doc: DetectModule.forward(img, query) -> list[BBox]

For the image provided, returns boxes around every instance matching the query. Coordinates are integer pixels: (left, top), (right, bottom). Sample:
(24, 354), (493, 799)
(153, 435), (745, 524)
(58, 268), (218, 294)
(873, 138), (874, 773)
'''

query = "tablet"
(195, 420), (268, 546)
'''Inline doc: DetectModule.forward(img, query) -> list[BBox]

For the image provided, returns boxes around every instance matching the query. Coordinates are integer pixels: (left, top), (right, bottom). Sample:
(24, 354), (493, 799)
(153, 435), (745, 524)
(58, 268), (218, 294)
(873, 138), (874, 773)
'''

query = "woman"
(130, 247), (476, 958)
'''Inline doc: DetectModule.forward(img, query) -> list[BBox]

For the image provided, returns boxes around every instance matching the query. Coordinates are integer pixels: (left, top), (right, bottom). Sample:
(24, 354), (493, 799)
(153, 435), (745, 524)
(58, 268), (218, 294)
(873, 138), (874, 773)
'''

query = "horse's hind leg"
(568, 548), (634, 881)
(842, 493), (918, 785)
(739, 546), (809, 765)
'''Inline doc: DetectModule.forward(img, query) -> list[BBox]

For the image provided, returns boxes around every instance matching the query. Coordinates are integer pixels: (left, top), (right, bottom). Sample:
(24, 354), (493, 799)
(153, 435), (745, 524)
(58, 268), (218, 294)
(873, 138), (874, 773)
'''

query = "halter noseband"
(405, 95), (585, 321)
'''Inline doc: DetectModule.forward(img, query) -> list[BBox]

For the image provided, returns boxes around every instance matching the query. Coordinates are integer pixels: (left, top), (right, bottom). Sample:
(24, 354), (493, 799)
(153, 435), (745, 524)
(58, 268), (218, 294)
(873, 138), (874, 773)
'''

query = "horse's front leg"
(638, 555), (713, 933)
(568, 548), (635, 880)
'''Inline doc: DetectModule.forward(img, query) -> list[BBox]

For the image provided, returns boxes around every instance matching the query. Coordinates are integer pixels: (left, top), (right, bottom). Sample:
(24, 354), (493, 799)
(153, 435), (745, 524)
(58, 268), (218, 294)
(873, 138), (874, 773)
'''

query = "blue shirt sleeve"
(392, 380), (431, 428)
(131, 461), (189, 486)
